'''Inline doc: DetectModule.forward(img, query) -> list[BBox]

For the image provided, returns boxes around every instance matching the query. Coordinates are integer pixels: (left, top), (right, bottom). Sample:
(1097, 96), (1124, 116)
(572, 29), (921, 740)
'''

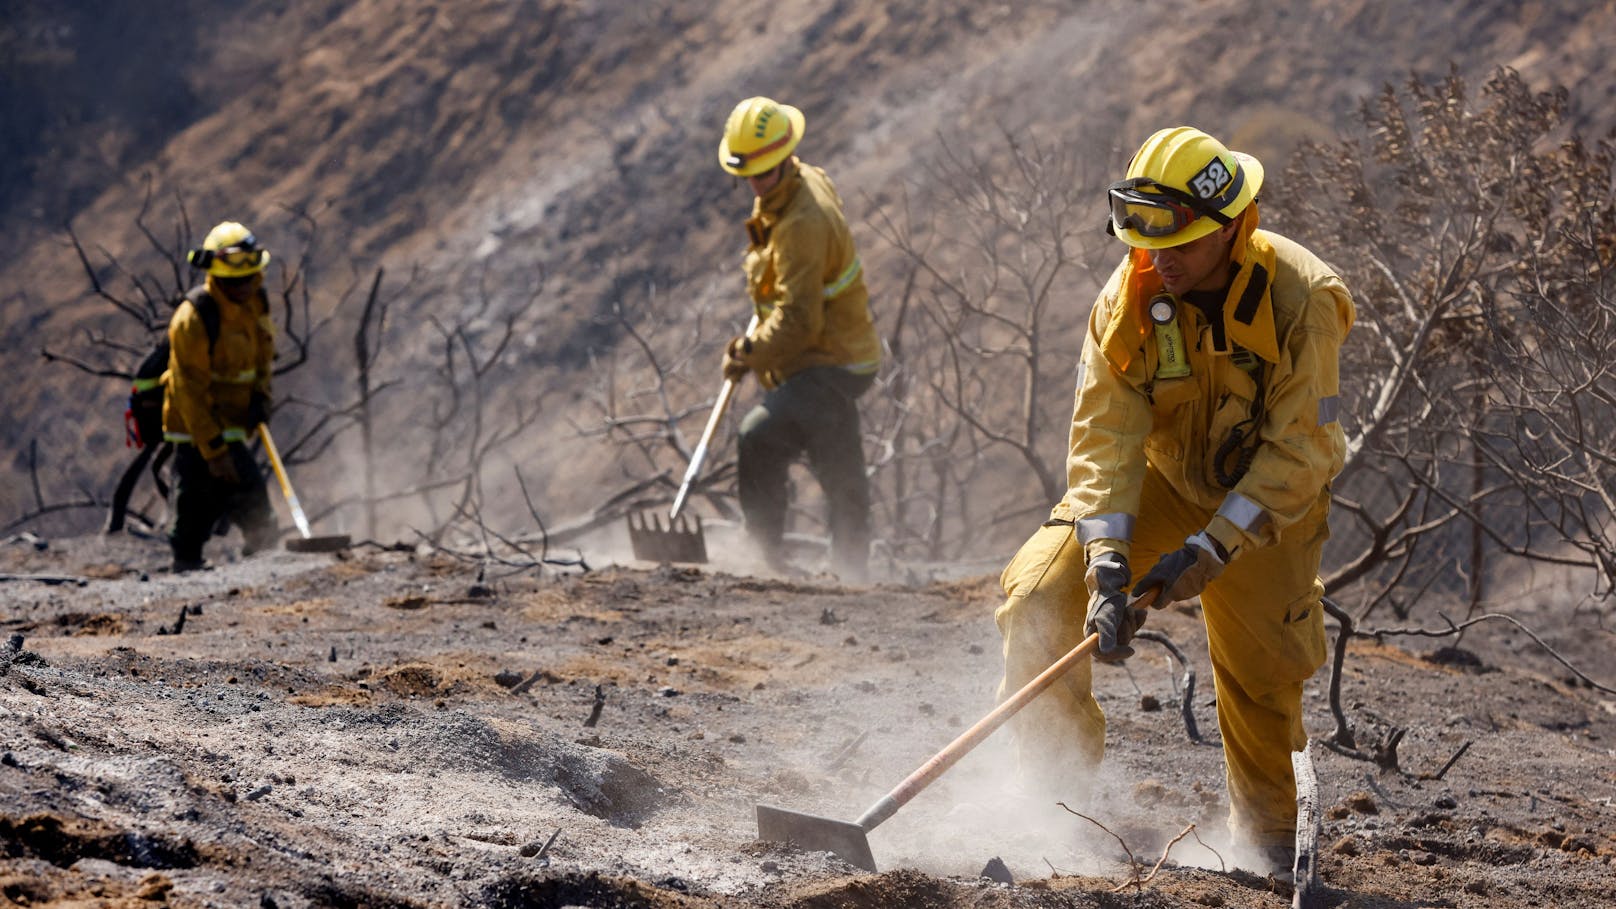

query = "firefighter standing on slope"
(716, 97), (882, 582)
(993, 127), (1354, 876)
(163, 221), (278, 572)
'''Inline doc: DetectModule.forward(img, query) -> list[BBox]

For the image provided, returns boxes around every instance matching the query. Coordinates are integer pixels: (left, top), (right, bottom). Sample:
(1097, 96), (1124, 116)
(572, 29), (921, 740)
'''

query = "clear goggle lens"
(215, 246), (265, 269)
(1108, 185), (1201, 238)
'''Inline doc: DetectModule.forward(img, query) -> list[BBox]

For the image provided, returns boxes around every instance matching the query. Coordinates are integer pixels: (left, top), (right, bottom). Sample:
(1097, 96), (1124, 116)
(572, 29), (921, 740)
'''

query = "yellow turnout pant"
(995, 466), (1329, 845)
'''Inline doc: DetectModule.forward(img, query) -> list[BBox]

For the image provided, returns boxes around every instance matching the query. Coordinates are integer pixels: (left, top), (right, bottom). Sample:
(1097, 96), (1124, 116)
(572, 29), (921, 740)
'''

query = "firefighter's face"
(214, 273), (260, 304)
(1149, 220), (1239, 295)
(746, 164), (784, 197)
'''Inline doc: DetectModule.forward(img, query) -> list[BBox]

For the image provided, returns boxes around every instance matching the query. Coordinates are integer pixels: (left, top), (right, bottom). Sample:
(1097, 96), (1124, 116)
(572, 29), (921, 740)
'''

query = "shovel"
(627, 314), (758, 564)
(259, 424), (351, 553)
(756, 630), (1106, 870)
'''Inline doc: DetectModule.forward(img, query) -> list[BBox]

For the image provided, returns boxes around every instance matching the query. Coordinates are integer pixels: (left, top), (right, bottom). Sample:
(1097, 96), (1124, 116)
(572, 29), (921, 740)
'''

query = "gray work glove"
(1131, 530), (1228, 607)
(1083, 552), (1145, 663)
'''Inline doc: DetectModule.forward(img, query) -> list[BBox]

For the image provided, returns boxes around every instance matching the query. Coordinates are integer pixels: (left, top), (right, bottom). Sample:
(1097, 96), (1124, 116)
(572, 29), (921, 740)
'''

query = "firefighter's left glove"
(721, 336), (751, 382)
(1131, 531), (1227, 607)
(1083, 552), (1143, 663)
(246, 391), (270, 429)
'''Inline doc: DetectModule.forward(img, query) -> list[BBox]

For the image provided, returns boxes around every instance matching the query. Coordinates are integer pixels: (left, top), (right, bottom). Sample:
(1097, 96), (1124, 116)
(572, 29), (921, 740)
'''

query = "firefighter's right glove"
(1083, 552), (1144, 662)
(206, 452), (241, 486)
(721, 336), (751, 382)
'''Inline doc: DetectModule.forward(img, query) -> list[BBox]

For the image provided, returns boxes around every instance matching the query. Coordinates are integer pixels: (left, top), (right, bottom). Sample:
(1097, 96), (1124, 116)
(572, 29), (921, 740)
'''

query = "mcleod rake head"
(626, 512), (708, 564)
(285, 534), (352, 553)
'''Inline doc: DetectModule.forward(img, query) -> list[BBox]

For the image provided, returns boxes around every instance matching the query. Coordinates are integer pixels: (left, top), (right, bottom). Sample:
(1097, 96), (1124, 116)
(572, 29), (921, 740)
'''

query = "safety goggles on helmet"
(213, 233), (265, 269)
(188, 232), (268, 273)
(1106, 178), (1233, 239)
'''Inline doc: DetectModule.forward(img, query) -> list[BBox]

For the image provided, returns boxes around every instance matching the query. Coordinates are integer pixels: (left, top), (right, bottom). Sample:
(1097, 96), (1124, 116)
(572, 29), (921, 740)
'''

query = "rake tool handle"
(258, 424), (312, 539)
(854, 631), (1101, 831)
(669, 376), (737, 522)
(669, 313), (760, 522)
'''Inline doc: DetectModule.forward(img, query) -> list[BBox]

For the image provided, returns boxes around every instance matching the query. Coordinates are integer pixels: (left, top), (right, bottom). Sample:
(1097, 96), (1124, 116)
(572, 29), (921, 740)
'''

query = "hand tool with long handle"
(758, 632), (1105, 870)
(670, 312), (760, 521)
(669, 375), (740, 522)
(757, 593), (1157, 871)
(259, 424), (351, 553)
(627, 314), (759, 564)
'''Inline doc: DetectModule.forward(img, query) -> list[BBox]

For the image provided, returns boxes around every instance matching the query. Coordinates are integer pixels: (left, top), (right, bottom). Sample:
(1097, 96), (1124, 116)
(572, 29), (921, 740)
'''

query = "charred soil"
(1, 531), (1614, 908)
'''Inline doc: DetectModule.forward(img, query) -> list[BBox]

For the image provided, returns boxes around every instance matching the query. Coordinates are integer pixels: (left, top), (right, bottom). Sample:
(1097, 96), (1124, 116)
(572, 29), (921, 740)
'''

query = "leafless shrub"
(1275, 65), (1616, 619)
(28, 188), (331, 535)
(571, 276), (745, 527)
(25, 196), (574, 574)
(864, 128), (1114, 561)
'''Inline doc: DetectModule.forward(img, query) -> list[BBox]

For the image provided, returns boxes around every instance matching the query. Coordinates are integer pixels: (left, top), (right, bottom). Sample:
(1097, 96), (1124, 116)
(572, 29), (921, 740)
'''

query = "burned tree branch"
(1367, 611), (1616, 696)
(1134, 630), (1207, 745)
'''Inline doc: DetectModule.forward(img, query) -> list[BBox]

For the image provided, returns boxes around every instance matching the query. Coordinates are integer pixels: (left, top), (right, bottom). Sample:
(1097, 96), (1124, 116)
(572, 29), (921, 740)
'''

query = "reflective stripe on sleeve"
(1077, 513), (1135, 545)
(1216, 493), (1271, 536)
(212, 369), (258, 384)
(132, 377), (164, 393)
(164, 427), (248, 445)
(823, 257), (862, 299)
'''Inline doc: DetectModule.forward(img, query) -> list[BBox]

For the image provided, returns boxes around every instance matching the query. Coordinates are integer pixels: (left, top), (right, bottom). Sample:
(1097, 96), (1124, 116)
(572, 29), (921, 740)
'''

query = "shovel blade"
(756, 803), (876, 872)
(285, 534), (352, 553)
(625, 512), (708, 564)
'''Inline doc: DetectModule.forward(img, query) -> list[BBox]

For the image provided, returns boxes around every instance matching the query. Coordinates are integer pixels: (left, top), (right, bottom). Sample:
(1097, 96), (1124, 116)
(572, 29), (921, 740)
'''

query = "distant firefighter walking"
(162, 221), (278, 572)
(716, 96), (882, 582)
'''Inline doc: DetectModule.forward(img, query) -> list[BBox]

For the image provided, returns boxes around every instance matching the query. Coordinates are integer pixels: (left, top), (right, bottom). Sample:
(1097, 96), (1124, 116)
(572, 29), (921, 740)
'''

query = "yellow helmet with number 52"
(1108, 127), (1263, 250)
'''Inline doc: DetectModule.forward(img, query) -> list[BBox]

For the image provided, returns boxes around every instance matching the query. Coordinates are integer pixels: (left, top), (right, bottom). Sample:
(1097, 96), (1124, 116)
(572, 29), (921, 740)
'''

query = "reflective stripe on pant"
(737, 366), (874, 575)
(995, 520), (1106, 802)
(996, 465), (1329, 843)
(170, 441), (276, 562)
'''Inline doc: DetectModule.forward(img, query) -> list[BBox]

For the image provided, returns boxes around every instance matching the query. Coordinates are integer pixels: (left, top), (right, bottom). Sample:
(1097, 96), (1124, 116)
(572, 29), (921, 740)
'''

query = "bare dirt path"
(2, 532), (1614, 907)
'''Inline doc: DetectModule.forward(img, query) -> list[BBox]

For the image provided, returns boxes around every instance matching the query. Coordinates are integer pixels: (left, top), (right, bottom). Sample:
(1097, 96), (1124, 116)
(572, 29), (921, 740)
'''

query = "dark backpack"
(124, 287), (220, 450)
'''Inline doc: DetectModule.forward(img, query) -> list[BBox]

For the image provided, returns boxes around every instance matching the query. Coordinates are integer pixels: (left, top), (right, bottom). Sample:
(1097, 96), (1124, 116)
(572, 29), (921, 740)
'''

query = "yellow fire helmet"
(1108, 127), (1264, 250)
(718, 96), (805, 177)
(186, 221), (271, 278)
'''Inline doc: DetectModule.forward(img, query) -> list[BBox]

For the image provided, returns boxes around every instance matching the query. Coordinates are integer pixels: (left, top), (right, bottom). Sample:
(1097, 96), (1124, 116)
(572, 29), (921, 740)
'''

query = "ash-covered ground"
(2, 528), (1613, 908)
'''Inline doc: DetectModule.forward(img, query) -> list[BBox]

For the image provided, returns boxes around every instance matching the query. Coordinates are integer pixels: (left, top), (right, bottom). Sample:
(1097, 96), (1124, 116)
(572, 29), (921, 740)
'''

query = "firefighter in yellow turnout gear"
(717, 97), (882, 581)
(994, 127), (1354, 874)
(162, 221), (278, 571)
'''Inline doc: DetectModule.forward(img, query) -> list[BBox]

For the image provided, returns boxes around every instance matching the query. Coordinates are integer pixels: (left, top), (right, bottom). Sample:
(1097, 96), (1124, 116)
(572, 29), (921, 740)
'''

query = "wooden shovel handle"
(855, 631), (1101, 831)
(853, 587), (1160, 832)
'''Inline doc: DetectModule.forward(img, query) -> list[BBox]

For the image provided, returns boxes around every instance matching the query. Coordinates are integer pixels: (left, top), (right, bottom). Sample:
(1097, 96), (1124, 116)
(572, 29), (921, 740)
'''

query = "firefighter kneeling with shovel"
(994, 127), (1355, 880)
